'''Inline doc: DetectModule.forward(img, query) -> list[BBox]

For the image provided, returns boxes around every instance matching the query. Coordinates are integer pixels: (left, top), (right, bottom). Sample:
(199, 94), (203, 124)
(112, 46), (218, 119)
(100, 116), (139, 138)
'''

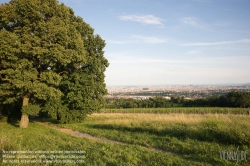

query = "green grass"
(55, 113), (250, 165)
(1, 122), (205, 166)
(1, 108), (250, 165)
(100, 107), (250, 114)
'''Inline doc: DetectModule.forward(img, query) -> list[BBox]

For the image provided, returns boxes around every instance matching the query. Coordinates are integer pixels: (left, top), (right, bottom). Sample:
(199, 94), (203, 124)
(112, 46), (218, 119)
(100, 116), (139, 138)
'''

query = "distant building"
(163, 96), (171, 100)
(142, 88), (149, 90)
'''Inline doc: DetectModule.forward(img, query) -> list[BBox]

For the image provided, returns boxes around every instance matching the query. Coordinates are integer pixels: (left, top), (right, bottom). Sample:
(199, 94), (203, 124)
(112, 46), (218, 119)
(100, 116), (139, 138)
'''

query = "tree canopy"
(0, 0), (109, 127)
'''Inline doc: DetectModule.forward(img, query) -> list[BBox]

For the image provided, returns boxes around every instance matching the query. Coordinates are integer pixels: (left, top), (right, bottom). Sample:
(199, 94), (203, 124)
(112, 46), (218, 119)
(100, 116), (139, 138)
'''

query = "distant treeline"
(104, 92), (250, 108)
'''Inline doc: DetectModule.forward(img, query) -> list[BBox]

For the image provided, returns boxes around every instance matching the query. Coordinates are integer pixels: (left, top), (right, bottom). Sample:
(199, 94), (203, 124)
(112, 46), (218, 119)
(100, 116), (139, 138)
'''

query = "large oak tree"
(0, 0), (109, 128)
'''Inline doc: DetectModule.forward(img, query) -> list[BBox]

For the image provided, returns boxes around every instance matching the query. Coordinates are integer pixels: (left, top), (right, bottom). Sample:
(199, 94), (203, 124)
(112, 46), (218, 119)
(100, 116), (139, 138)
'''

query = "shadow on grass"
(4, 116), (20, 128)
(86, 124), (232, 165)
(29, 116), (58, 124)
(87, 123), (248, 146)
(7, 122), (19, 128)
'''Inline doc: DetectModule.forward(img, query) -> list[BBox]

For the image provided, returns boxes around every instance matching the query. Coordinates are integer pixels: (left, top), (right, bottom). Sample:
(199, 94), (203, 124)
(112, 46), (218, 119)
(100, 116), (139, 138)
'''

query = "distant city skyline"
(106, 84), (250, 99)
(106, 83), (250, 87)
(1, 0), (250, 85)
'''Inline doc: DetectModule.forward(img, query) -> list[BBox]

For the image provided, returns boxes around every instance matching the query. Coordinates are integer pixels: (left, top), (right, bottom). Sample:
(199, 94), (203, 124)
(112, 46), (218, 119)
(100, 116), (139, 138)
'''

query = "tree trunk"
(20, 97), (29, 128)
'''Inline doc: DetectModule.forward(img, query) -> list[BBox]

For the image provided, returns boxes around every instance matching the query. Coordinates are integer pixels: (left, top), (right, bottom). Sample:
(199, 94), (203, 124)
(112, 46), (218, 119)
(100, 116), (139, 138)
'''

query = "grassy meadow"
(1, 108), (250, 165)
(100, 107), (250, 114)
(1, 122), (192, 166)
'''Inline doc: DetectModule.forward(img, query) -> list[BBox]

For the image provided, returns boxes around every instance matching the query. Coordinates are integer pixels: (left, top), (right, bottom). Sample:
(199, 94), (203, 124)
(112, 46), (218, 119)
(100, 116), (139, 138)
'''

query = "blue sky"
(1, 0), (250, 85)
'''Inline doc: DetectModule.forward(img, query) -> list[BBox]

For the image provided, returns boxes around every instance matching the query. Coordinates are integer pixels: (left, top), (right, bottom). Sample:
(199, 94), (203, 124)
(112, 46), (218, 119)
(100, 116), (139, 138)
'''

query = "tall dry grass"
(90, 113), (247, 126)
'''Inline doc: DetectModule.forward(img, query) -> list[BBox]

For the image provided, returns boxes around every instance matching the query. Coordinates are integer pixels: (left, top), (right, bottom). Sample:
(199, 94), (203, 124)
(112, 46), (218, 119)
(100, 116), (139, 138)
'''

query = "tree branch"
(1, 78), (11, 82)
(58, 71), (68, 75)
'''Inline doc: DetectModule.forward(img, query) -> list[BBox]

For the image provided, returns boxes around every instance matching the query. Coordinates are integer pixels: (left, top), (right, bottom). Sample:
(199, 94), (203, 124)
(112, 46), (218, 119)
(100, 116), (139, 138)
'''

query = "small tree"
(0, 0), (109, 127)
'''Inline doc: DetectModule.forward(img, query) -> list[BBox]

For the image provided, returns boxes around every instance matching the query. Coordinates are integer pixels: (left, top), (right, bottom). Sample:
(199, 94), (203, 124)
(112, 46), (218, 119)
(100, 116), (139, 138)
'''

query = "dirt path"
(36, 122), (127, 145)
(35, 122), (178, 155)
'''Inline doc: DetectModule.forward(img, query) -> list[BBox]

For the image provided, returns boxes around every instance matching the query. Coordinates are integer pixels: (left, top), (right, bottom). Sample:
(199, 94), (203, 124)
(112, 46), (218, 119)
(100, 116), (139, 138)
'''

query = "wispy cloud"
(182, 39), (250, 46)
(181, 17), (213, 31)
(109, 57), (177, 64)
(131, 35), (168, 43)
(107, 46), (250, 65)
(108, 35), (168, 44)
(108, 52), (250, 67)
(108, 40), (138, 45)
(196, 55), (250, 64)
(182, 17), (199, 27)
(118, 14), (164, 26)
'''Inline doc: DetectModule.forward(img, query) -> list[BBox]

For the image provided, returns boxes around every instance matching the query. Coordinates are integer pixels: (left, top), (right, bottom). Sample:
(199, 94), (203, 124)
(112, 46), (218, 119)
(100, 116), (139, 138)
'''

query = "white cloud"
(195, 55), (250, 64)
(131, 35), (168, 43)
(108, 40), (138, 45)
(181, 17), (213, 31)
(182, 39), (250, 46)
(118, 14), (164, 26)
(109, 57), (174, 64)
(108, 35), (168, 45)
(107, 52), (250, 70)
(181, 17), (199, 26)
(106, 53), (180, 64)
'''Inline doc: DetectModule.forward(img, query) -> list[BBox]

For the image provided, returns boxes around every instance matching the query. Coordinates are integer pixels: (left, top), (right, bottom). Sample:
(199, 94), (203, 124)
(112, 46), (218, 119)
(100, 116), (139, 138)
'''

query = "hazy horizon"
(106, 82), (250, 87)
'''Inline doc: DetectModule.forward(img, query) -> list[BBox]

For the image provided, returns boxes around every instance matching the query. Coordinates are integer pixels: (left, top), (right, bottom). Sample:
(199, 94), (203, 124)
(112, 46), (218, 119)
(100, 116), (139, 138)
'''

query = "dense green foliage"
(0, 0), (108, 124)
(105, 92), (250, 108)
